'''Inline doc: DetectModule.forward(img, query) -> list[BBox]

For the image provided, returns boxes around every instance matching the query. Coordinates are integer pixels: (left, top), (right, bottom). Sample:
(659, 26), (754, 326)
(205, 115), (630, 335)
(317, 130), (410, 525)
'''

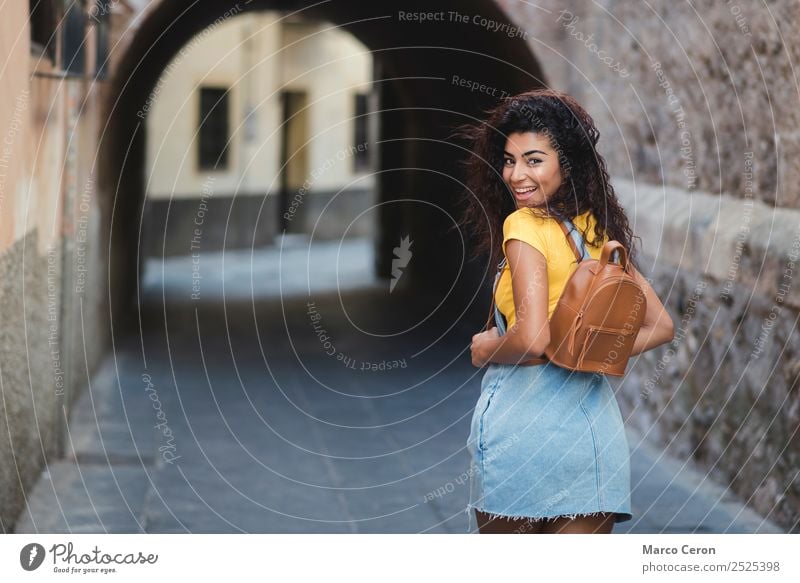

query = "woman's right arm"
(628, 266), (675, 356)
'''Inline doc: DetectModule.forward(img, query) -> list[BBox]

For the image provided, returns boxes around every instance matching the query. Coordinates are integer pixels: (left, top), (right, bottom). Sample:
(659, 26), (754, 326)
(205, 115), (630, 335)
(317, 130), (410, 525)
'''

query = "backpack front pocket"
(579, 325), (636, 368)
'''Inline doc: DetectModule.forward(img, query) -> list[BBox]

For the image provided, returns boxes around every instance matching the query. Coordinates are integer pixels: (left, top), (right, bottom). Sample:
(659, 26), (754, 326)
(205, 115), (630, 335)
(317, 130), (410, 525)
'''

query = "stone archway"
(101, 0), (546, 330)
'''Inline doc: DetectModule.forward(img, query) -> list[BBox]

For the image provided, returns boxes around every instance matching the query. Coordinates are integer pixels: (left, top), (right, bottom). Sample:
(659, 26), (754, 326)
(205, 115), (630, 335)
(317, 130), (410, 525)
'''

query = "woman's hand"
(471, 327), (500, 367)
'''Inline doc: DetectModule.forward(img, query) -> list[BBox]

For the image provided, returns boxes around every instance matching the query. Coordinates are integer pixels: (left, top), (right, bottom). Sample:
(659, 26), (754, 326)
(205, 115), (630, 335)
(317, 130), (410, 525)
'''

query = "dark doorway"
(279, 90), (309, 234)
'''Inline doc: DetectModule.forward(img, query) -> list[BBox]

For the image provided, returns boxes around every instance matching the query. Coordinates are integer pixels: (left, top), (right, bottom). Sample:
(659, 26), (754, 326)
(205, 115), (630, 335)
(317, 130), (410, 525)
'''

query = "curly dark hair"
(452, 88), (640, 274)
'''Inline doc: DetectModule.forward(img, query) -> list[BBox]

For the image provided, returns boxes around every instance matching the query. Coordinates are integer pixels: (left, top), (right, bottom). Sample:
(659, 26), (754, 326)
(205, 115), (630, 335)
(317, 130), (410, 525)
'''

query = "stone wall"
(497, 0), (800, 207)
(0, 232), (61, 532)
(615, 180), (800, 531)
(1, 225), (110, 532)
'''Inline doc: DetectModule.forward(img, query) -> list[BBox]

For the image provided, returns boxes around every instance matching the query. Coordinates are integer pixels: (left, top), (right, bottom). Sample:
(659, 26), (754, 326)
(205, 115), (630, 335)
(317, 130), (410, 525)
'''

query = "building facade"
(142, 11), (375, 256)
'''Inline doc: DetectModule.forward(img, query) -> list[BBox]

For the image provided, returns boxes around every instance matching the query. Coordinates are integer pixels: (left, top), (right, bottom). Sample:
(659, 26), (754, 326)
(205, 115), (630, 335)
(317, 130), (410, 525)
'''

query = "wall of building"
(0, 1), (108, 531)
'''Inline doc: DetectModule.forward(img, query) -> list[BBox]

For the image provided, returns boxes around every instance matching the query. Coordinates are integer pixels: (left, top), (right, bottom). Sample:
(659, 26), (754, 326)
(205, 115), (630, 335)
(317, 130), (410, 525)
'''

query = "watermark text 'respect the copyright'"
(307, 301), (407, 371)
(397, 10), (527, 39)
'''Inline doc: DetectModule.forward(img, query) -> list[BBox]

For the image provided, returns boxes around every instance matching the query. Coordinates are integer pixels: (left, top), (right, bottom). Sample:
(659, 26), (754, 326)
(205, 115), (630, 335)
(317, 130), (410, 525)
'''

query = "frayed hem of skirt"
(465, 504), (632, 528)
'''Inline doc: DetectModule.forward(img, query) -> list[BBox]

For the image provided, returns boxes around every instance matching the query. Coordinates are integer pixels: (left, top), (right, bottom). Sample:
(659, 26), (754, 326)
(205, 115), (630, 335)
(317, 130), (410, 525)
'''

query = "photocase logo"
(20, 543), (46, 571)
(390, 235), (413, 293)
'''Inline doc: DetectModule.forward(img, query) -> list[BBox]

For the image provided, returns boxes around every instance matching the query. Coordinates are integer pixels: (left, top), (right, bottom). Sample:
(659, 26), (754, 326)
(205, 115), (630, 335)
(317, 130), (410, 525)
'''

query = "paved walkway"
(14, 239), (783, 533)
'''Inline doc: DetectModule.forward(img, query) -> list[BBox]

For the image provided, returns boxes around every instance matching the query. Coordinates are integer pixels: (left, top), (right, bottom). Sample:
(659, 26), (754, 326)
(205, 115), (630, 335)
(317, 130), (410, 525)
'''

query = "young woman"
(457, 89), (675, 534)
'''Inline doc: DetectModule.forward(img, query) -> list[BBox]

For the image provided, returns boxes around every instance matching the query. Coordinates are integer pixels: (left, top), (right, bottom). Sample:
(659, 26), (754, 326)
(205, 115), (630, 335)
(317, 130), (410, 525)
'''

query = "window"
(353, 93), (369, 172)
(29, 0), (58, 62)
(198, 87), (231, 170)
(61, 0), (86, 74)
(92, 0), (111, 80)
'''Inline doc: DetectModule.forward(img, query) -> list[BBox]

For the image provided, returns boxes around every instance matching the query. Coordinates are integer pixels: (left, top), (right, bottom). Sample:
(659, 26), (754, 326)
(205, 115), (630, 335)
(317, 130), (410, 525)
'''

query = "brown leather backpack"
(483, 216), (646, 376)
(545, 218), (647, 376)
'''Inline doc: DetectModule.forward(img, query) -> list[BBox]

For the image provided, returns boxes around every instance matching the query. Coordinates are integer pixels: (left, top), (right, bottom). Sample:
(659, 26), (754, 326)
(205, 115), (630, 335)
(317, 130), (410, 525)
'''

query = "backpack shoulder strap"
(558, 218), (589, 262)
(483, 257), (507, 331)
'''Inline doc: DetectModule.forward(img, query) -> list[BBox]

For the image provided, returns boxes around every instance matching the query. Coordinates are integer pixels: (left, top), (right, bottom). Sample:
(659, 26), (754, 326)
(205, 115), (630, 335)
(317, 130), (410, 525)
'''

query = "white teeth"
(514, 186), (537, 193)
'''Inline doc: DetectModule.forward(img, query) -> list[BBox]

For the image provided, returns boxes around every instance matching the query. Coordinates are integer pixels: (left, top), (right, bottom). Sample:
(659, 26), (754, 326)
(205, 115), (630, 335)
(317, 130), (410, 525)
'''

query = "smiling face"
(502, 131), (564, 207)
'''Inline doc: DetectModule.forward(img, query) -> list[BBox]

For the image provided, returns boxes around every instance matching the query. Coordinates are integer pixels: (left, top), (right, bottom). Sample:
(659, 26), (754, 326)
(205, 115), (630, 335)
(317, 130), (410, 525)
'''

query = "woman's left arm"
(627, 266), (675, 356)
(471, 239), (550, 366)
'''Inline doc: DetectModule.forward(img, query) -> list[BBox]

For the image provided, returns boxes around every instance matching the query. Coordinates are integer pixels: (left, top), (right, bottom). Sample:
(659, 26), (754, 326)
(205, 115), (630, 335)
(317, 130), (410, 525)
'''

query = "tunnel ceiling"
(114, 0), (544, 105)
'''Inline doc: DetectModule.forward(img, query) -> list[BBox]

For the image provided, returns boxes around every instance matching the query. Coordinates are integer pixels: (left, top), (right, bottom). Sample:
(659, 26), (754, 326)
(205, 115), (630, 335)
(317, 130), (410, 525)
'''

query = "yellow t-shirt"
(495, 208), (609, 329)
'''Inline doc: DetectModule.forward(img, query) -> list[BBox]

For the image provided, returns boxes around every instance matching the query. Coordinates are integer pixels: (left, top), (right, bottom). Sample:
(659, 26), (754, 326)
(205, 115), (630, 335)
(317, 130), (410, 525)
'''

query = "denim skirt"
(466, 292), (632, 526)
